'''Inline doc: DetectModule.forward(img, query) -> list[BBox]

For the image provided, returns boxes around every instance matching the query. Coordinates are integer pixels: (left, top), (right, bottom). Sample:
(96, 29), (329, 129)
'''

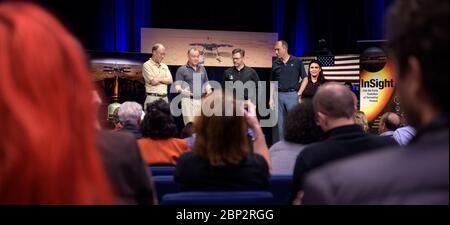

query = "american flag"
(301, 55), (360, 85)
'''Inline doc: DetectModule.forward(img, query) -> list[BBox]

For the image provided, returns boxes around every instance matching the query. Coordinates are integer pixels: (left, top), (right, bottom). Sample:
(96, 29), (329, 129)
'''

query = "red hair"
(0, 2), (113, 204)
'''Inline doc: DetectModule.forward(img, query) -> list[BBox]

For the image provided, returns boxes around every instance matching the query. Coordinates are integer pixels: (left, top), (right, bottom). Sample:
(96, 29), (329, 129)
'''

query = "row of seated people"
(108, 82), (430, 204)
(106, 91), (271, 204)
(110, 75), (447, 205)
(143, 98), (418, 204)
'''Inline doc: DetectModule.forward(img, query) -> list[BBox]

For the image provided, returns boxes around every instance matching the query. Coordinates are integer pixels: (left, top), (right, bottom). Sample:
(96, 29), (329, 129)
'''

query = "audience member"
(302, 0), (449, 204)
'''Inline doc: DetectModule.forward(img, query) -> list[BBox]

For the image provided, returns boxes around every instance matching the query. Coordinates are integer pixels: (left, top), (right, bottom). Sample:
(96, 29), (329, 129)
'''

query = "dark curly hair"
(386, 0), (448, 114)
(140, 99), (178, 139)
(283, 99), (323, 144)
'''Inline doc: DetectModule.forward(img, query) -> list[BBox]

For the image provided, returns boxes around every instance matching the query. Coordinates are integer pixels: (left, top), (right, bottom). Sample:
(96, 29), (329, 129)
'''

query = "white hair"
(118, 101), (143, 125)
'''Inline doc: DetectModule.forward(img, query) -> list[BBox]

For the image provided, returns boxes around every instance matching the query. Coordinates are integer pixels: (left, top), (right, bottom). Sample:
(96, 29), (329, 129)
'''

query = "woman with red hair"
(0, 2), (113, 204)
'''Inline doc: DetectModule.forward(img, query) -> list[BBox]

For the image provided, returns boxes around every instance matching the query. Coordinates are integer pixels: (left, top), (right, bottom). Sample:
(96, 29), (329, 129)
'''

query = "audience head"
(193, 92), (249, 166)
(313, 83), (356, 132)
(379, 112), (401, 134)
(400, 113), (410, 127)
(0, 2), (112, 204)
(386, 0), (448, 127)
(118, 102), (143, 127)
(354, 111), (370, 133)
(284, 99), (323, 144)
(140, 99), (177, 140)
(112, 107), (122, 129)
(181, 122), (194, 139)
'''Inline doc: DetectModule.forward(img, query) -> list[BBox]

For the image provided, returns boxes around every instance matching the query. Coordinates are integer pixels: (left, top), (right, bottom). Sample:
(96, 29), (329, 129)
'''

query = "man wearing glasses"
(143, 43), (173, 109)
(222, 48), (260, 104)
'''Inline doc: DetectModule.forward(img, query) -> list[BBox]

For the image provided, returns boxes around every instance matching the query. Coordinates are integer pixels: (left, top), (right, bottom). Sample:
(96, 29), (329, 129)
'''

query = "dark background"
(25, 0), (394, 55)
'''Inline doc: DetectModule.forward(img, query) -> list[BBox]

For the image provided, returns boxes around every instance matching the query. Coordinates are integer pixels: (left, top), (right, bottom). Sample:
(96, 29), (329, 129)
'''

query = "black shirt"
(302, 79), (326, 99)
(291, 125), (398, 198)
(120, 123), (143, 139)
(271, 56), (307, 91)
(222, 66), (260, 100)
(175, 152), (270, 191)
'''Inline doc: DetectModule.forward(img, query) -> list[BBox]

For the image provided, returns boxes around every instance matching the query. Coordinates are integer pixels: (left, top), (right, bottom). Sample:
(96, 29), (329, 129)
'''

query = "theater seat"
(152, 175), (179, 202)
(149, 166), (176, 176)
(161, 191), (274, 205)
(270, 175), (293, 205)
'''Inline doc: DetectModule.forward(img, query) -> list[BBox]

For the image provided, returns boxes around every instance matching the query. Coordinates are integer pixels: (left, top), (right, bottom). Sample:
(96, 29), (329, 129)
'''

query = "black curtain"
(26, 0), (395, 55)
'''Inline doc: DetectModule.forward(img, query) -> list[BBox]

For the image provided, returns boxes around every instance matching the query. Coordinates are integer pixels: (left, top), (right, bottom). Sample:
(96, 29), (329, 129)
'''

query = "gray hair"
(118, 101), (143, 125)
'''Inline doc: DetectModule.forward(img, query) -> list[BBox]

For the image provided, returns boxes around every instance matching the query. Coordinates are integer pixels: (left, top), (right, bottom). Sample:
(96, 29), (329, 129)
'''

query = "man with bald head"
(378, 112), (401, 137)
(143, 43), (173, 109)
(291, 83), (397, 204)
(302, 0), (448, 205)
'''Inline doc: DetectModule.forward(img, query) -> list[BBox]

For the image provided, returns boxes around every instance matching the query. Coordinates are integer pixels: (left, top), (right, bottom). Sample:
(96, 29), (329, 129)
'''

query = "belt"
(278, 88), (297, 92)
(185, 93), (207, 99)
(147, 93), (167, 97)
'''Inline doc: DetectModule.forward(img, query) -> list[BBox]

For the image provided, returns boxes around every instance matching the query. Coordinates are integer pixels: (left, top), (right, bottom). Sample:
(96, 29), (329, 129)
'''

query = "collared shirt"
(143, 58), (172, 94)
(393, 126), (417, 146)
(222, 65), (260, 100)
(271, 56), (307, 91)
(380, 130), (395, 137)
(175, 63), (209, 98)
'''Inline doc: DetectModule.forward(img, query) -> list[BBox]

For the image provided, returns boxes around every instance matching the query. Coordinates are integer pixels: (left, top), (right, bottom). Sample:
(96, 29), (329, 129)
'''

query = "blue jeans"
(277, 92), (298, 140)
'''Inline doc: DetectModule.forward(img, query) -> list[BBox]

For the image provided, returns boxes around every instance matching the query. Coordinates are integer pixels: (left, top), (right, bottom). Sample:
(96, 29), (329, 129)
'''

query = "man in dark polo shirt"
(290, 83), (397, 204)
(174, 47), (212, 125)
(270, 40), (307, 140)
(222, 48), (260, 103)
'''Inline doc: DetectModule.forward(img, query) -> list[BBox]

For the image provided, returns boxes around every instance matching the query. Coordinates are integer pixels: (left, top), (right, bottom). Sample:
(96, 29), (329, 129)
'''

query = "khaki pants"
(181, 98), (201, 125)
(144, 95), (168, 111)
